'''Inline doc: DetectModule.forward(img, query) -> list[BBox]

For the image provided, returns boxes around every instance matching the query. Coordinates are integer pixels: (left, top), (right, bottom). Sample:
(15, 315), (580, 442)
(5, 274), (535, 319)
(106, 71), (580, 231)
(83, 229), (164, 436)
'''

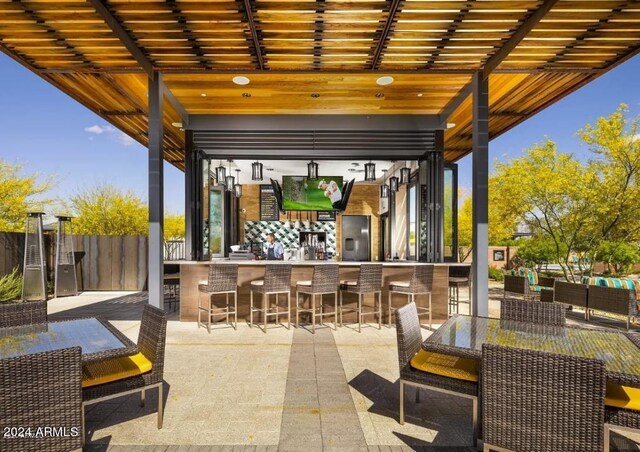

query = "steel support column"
(148, 71), (164, 308)
(471, 72), (489, 317)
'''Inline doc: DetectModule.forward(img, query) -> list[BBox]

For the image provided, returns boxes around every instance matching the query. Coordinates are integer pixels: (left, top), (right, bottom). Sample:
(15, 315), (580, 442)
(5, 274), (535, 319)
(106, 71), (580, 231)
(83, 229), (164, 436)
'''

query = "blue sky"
(0, 52), (639, 213)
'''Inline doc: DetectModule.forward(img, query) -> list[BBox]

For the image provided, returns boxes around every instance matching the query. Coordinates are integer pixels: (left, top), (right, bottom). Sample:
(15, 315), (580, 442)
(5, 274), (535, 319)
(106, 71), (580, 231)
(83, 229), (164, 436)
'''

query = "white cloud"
(84, 124), (114, 135)
(85, 124), (136, 147)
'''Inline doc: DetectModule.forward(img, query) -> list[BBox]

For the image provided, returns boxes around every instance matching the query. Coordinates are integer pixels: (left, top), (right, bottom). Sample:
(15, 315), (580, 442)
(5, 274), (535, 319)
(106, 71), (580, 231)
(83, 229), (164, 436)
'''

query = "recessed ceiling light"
(376, 76), (394, 86)
(311, 93), (320, 98)
(447, 122), (456, 129)
(417, 93), (423, 97)
(201, 93), (207, 97)
(171, 122), (182, 128)
(375, 92), (385, 98)
(232, 76), (250, 86)
(242, 92), (251, 98)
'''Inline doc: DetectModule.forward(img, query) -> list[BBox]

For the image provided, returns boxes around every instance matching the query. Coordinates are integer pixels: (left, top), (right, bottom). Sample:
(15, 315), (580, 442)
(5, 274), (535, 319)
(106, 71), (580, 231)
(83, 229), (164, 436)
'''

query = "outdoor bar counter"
(172, 261), (469, 323)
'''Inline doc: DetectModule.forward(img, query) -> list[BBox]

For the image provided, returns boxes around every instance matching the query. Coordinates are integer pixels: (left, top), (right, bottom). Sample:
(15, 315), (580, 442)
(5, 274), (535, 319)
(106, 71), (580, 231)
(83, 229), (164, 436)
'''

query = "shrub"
(0, 267), (22, 302)
(488, 266), (504, 282)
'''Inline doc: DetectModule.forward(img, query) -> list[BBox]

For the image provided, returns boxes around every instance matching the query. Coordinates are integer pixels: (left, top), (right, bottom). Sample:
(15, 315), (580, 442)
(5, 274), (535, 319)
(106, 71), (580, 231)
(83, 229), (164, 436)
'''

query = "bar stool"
(388, 264), (433, 329)
(249, 264), (292, 333)
(296, 264), (339, 334)
(339, 264), (383, 332)
(163, 274), (180, 312)
(198, 264), (239, 333)
(448, 265), (471, 316)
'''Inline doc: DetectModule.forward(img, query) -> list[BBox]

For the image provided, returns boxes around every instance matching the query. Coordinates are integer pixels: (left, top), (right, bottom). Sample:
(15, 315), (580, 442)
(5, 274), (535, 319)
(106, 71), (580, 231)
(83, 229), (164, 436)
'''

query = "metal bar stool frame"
(388, 265), (433, 329)
(339, 264), (383, 332)
(250, 264), (293, 333)
(296, 264), (340, 334)
(198, 264), (239, 333)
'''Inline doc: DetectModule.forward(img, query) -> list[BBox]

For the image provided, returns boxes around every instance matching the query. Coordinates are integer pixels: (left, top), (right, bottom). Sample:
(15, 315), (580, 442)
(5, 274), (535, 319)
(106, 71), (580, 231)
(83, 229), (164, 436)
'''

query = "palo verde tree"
(0, 159), (53, 232)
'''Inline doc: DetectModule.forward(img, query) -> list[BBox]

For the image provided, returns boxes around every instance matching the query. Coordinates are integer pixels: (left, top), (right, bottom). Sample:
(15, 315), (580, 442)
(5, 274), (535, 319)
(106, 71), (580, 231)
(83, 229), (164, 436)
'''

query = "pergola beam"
(88, 0), (155, 79)
(369, 0), (403, 69)
(241, 0), (265, 70)
(482, 0), (561, 79)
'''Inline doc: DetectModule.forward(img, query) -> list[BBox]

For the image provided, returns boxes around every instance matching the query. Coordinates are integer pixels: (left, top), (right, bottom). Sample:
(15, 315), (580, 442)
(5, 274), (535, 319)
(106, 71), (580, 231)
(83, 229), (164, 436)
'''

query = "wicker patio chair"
(500, 297), (566, 326)
(396, 302), (479, 447)
(388, 265), (433, 329)
(587, 284), (638, 330)
(250, 264), (292, 333)
(0, 300), (47, 328)
(198, 264), (239, 332)
(0, 346), (82, 452)
(503, 272), (554, 301)
(482, 343), (605, 452)
(82, 305), (167, 439)
(553, 280), (588, 318)
(296, 264), (339, 334)
(604, 332), (640, 450)
(339, 264), (383, 332)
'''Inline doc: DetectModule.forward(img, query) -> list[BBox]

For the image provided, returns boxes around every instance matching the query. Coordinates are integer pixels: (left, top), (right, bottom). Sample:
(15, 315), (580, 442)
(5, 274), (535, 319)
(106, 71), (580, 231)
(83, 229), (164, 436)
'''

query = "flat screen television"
(282, 175), (344, 211)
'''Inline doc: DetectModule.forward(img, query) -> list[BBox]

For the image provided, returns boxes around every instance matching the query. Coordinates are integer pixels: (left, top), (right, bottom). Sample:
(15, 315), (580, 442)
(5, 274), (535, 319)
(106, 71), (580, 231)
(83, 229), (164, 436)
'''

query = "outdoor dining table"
(0, 317), (137, 363)
(423, 314), (640, 386)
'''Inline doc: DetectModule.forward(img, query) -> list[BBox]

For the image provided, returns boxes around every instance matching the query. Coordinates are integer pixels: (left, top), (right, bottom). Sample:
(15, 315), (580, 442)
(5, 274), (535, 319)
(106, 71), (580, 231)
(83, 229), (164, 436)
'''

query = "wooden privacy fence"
(0, 232), (148, 291)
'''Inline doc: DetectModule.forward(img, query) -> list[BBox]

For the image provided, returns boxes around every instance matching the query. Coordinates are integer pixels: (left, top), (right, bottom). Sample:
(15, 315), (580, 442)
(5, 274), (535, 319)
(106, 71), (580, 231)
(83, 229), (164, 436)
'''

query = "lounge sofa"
(503, 268), (555, 301)
(554, 277), (639, 329)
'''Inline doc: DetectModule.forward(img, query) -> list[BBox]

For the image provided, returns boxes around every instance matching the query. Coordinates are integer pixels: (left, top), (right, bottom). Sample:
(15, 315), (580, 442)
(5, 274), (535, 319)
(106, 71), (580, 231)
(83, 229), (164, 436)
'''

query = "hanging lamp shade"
(234, 170), (242, 197)
(380, 184), (389, 198)
(400, 165), (411, 185)
(389, 176), (399, 192)
(225, 160), (234, 190)
(364, 161), (376, 181)
(216, 162), (226, 184)
(251, 161), (263, 181)
(308, 160), (319, 179)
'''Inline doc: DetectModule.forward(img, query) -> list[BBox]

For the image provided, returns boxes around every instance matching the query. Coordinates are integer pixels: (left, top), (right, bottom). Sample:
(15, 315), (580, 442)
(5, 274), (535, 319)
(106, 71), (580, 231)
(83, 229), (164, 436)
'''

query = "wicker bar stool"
(296, 264), (339, 334)
(339, 264), (383, 332)
(388, 265), (433, 329)
(198, 264), (239, 333)
(250, 264), (292, 333)
(448, 265), (470, 316)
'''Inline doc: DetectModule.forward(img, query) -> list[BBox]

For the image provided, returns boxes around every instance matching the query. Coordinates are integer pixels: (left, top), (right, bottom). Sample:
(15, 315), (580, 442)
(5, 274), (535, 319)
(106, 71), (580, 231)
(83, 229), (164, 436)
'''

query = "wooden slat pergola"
(2, 0), (639, 313)
(1, 0), (639, 168)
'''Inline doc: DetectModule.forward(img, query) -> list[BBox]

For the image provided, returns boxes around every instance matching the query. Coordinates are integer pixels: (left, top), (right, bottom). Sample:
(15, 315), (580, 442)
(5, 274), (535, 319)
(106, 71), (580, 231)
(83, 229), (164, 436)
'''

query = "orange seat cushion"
(606, 382), (640, 411)
(82, 352), (153, 388)
(410, 350), (479, 382)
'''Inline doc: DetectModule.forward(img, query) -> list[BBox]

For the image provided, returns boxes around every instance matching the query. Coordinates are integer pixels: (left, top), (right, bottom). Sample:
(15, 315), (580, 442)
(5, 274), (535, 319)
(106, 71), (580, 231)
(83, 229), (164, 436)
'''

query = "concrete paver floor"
(43, 283), (640, 451)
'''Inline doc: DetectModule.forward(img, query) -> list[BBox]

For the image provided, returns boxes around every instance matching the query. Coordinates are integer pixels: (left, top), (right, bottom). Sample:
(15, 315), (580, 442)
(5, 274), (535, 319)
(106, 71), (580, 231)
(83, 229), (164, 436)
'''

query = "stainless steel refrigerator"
(341, 215), (371, 261)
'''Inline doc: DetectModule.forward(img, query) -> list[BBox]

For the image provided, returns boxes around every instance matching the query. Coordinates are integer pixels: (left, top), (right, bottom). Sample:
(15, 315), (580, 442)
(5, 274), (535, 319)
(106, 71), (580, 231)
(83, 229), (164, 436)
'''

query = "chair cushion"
(251, 280), (264, 286)
(82, 352), (153, 388)
(340, 280), (357, 286)
(410, 350), (478, 383)
(297, 280), (312, 286)
(605, 382), (640, 411)
(390, 281), (410, 287)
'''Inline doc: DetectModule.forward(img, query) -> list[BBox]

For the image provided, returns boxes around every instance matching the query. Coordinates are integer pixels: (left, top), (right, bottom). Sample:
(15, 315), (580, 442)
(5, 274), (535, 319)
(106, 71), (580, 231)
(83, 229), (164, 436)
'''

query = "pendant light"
(233, 169), (242, 197)
(380, 169), (389, 198)
(389, 163), (399, 192)
(251, 160), (263, 181)
(225, 160), (234, 191)
(308, 160), (318, 180)
(400, 161), (411, 185)
(364, 160), (376, 182)
(216, 160), (226, 185)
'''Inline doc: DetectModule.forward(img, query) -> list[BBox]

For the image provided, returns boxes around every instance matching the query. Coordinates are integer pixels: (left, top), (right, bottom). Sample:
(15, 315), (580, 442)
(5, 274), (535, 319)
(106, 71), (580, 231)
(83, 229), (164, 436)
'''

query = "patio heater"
(22, 211), (47, 301)
(54, 215), (78, 297)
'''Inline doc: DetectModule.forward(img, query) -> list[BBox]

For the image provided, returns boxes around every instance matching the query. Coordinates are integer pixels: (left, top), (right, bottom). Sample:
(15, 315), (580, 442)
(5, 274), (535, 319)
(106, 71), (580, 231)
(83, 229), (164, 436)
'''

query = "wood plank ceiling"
(1, 0), (639, 167)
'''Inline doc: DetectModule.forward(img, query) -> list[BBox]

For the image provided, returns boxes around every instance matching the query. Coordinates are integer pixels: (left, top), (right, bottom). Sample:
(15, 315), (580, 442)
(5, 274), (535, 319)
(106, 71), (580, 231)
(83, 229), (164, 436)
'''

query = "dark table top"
(0, 317), (137, 363)
(424, 315), (640, 384)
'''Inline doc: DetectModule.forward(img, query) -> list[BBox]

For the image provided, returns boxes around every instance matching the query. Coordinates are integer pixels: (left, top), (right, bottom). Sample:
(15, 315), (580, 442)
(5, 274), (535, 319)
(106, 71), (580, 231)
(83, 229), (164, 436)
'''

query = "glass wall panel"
(408, 184), (417, 259)
(208, 188), (224, 257)
(202, 159), (210, 259)
(443, 164), (458, 261)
